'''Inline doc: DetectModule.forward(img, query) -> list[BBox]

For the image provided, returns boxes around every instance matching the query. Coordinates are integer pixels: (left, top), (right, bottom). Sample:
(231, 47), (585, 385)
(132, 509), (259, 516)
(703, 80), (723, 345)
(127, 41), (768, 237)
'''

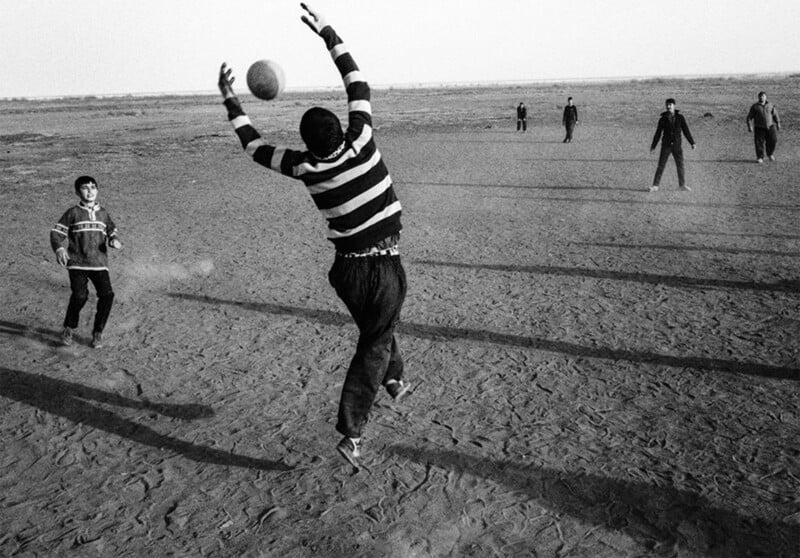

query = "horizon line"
(3, 71), (798, 102)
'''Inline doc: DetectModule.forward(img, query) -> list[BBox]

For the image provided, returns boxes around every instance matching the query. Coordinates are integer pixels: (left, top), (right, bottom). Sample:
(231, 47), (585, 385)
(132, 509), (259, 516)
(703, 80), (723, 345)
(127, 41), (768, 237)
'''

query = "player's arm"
(681, 116), (696, 148)
(105, 214), (122, 249)
(301, 3), (372, 134)
(772, 106), (780, 131)
(50, 211), (70, 266)
(746, 106), (754, 132)
(217, 63), (300, 177)
(650, 119), (663, 151)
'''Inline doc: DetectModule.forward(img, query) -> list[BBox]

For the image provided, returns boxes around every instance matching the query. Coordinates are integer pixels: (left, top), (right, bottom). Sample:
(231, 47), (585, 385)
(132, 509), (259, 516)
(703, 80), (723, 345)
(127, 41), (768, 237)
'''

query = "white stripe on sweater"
(318, 175), (392, 219)
(349, 99), (371, 114)
(246, 138), (269, 157)
(305, 149), (381, 195)
(270, 147), (286, 171)
(330, 43), (347, 60)
(343, 70), (364, 87)
(293, 125), (373, 177)
(231, 115), (252, 129)
(325, 201), (401, 239)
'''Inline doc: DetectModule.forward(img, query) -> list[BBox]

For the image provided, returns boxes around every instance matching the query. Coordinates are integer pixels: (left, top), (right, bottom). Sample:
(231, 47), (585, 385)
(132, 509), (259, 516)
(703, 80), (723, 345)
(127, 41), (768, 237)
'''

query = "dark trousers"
(328, 254), (407, 438)
(64, 269), (115, 333)
(516, 118), (526, 132)
(754, 126), (778, 159)
(563, 120), (576, 142)
(653, 142), (686, 187)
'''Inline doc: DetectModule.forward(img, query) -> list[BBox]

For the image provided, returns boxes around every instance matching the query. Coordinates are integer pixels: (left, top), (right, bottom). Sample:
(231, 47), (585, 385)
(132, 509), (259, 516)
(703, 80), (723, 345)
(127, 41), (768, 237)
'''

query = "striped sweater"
(224, 25), (402, 253)
(50, 202), (118, 271)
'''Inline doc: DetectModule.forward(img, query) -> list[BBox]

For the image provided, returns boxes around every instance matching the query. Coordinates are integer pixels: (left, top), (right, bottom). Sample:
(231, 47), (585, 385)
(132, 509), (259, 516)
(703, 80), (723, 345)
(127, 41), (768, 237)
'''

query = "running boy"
(217, 3), (409, 468)
(50, 176), (122, 348)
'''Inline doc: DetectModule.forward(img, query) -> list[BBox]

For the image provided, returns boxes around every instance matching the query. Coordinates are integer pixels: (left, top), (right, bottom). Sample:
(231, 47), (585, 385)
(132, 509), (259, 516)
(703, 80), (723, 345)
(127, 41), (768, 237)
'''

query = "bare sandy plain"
(1, 76), (799, 557)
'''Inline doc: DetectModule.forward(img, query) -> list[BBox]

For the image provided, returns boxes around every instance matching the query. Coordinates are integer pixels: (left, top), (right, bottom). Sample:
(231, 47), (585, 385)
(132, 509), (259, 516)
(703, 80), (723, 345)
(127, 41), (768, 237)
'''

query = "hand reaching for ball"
(300, 3), (328, 35)
(218, 63), (236, 100)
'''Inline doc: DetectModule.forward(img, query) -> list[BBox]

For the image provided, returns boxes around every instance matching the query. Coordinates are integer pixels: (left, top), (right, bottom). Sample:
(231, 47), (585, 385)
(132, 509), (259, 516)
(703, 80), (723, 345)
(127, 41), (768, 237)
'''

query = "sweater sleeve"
(50, 209), (71, 253)
(651, 119), (664, 150)
(318, 26), (372, 139)
(223, 96), (303, 177)
(681, 116), (695, 145)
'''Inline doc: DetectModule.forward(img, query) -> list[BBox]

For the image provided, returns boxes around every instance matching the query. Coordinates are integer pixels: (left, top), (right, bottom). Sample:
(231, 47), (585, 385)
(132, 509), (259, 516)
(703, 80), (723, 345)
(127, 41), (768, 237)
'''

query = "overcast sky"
(2, 0), (799, 98)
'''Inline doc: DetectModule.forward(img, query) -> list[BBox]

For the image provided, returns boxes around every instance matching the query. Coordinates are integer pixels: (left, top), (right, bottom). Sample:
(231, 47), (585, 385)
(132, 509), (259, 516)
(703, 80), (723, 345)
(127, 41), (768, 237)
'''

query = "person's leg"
(754, 127), (766, 160)
(516, 119), (521, 131)
(674, 145), (686, 187)
(64, 270), (89, 329)
(652, 144), (671, 186)
(328, 256), (406, 439)
(567, 121), (575, 142)
(522, 119), (526, 132)
(88, 270), (115, 334)
(766, 125), (778, 158)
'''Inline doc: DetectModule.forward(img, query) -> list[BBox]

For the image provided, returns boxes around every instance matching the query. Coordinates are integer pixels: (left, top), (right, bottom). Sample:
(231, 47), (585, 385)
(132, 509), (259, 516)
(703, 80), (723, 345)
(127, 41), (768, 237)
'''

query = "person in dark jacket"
(562, 97), (578, 142)
(516, 102), (527, 132)
(746, 91), (781, 163)
(649, 98), (696, 192)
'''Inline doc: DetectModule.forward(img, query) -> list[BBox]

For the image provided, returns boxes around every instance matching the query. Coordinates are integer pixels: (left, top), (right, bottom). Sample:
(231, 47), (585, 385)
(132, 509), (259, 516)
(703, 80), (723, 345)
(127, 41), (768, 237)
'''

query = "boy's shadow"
(0, 319), (65, 347)
(387, 445), (799, 556)
(0, 366), (291, 471)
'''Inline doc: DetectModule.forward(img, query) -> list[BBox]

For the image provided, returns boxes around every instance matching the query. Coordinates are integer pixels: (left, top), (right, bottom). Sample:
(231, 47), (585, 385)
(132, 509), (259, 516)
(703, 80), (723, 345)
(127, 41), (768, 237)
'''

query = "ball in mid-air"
(246, 60), (285, 101)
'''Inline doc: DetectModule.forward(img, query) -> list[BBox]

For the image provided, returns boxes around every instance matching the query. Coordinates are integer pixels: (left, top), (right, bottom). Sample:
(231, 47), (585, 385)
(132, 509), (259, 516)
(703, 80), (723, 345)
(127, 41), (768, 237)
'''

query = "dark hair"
(74, 175), (97, 193)
(300, 107), (344, 158)
(665, 98), (676, 106)
(758, 91), (766, 97)
(567, 97), (573, 101)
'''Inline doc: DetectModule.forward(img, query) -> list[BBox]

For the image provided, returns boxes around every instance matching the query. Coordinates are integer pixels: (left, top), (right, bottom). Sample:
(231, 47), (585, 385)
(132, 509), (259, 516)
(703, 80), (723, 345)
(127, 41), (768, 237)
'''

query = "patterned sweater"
(50, 202), (118, 271)
(224, 25), (402, 253)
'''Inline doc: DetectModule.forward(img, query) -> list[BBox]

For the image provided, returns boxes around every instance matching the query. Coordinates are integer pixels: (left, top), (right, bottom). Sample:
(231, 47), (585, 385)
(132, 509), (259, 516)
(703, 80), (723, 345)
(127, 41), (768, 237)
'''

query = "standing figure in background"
(649, 98), (696, 192)
(747, 91), (781, 163)
(516, 102), (527, 132)
(562, 97), (578, 143)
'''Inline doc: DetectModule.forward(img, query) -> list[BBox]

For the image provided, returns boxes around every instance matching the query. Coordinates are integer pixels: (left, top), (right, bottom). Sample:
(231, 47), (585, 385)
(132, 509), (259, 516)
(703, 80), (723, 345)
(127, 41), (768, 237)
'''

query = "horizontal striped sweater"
(224, 25), (402, 253)
(50, 202), (118, 271)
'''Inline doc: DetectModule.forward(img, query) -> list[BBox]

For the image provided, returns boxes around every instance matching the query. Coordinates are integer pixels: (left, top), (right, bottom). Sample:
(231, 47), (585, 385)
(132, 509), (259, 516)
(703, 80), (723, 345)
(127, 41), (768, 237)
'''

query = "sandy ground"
(1, 77), (799, 557)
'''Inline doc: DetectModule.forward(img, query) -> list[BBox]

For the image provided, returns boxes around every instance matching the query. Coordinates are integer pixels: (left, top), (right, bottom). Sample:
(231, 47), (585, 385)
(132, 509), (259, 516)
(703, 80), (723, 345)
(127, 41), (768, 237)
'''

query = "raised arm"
(301, 3), (372, 135)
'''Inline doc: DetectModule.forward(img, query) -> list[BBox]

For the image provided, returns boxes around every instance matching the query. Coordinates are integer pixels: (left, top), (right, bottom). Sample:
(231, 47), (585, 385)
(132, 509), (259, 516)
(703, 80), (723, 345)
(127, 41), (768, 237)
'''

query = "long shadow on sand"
(416, 259), (800, 294)
(0, 366), (292, 471)
(167, 293), (799, 381)
(386, 444), (799, 557)
(396, 180), (642, 192)
(398, 181), (800, 208)
(0, 320), (69, 347)
(572, 241), (800, 258)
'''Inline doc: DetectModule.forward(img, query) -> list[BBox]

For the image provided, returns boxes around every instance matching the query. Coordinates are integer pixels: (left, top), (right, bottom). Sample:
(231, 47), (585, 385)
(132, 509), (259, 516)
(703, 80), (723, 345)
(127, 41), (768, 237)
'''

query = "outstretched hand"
(218, 63), (235, 100)
(300, 3), (328, 35)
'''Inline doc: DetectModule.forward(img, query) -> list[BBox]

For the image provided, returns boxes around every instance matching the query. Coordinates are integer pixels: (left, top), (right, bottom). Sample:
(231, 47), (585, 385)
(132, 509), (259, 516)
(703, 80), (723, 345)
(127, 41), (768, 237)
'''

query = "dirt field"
(1, 76), (799, 557)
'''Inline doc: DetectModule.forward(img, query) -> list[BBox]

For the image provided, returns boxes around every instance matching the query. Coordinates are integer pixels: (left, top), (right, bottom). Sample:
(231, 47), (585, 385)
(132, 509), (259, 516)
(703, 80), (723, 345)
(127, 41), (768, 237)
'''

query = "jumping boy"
(217, 3), (409, 468)
(50, 176), (122, 348)
(649, 98), (696, 192)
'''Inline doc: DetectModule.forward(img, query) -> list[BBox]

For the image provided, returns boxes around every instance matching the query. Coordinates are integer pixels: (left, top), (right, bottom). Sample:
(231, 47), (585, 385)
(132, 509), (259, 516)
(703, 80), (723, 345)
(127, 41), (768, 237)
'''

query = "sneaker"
(649, 185), (659, 192)
(60, 327), (73, 346)
(91, 332), (104, 349)
(336, 437), (362, 468)
(757, 158), (763, 164)
(386, 379), (411, 401)
(679, 184), (691, 191)
(769, 155), (776, 161)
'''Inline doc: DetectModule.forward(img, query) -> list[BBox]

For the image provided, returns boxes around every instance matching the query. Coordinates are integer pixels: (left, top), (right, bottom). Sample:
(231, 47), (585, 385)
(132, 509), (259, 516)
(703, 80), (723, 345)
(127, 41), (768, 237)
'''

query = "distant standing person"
(562, 97), (578, 142)
(649, 98), (696, 192)
(747, 91), (781, 163)
(516, 102), (527, 132)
